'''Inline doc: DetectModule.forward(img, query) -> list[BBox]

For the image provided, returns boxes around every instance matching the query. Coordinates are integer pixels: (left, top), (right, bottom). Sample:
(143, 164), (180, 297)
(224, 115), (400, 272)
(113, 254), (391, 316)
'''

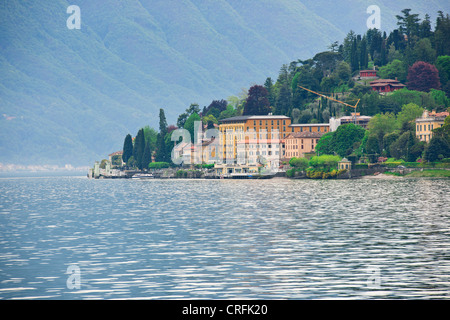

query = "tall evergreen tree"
(360, 36), (368, 70)
(142, 141), (152, 169)
(264, 77), (275, 107)
(156, 108), (170, 163)
(133, 128), (145, 169)
(350, 38), (359, 72)
(122, 134), (133, 164)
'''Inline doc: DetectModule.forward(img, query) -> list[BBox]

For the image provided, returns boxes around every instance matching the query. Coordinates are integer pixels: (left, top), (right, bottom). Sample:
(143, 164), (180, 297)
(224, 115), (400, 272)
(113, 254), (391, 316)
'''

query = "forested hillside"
(1, 1), (449, 166)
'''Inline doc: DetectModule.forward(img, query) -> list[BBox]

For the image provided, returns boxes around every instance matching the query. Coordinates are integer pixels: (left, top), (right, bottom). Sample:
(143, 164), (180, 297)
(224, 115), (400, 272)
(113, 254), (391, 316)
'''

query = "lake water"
(0, 176), (449, 299)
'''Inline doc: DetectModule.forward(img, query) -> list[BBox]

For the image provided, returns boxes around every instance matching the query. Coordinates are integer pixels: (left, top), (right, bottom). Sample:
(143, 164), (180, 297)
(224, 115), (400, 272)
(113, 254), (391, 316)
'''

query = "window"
(283, 120), (286, 125)
(254, 120), (256, 126)
(265, 120), (268, 125)
(260, 120), (262, 125)
(271, 120), (274, 125)
(309, 127), (312, 132)
(300, 127), (303, 132)
(318, 127), (321, 132)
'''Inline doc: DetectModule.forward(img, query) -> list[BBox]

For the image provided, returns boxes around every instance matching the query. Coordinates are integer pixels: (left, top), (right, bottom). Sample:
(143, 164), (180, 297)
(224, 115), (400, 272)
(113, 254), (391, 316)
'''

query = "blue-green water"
(0, 176), (449, 299)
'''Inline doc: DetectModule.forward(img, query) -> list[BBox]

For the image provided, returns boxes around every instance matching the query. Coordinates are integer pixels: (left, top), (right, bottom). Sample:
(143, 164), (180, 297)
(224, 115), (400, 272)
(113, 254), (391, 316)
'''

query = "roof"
(220, 114), (290, 123)
(416, 111), (449, 122)
(339, 115), (372, 121)
(289, 123), (329, 127)
(285, 131), (324, 139)
(360, 70), (377, 73)
(370, 78), (402, 84)
(109, 151), (123, 157)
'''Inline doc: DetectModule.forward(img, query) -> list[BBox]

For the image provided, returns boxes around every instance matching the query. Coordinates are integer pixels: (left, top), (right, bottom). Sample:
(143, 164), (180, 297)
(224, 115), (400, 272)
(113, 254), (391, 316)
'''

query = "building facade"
(359, 70), (377, 78)
(369, 78), (406, 93)
(415, 110), (449, 142)
(284, 131), (323, 159)
(289, 123), (330, 134)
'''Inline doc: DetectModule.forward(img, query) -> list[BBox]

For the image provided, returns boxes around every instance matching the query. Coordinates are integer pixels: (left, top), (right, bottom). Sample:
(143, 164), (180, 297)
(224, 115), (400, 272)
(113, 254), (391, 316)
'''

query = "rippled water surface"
(0, 176), (449, 299)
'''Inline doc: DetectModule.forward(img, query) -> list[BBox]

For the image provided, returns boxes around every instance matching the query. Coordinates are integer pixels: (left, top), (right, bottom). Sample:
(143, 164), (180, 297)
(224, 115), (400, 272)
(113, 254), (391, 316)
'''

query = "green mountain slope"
(0, 0), (448, 166)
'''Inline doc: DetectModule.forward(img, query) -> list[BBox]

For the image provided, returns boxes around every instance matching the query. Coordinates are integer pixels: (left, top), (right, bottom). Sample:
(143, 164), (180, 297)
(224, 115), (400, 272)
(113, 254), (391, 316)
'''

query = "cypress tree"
(122, 134), (133, 163)
(156, 108), (170, 163)
(350, 38), (359, 72)
(142, 141), (152, 170)
(133, 128), (145, 169)
(360, 37), (368, 69)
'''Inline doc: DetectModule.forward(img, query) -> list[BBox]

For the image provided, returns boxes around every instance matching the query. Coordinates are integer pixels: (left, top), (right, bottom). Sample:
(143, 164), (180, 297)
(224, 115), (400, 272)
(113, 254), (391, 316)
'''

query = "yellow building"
(289, 123), (330, 134)
(415, 110), (449, 142)
(218, 114), (291, 161)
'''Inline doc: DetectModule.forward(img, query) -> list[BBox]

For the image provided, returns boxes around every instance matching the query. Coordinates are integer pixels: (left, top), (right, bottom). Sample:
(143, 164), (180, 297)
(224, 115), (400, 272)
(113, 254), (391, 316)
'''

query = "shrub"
(176, 170), (187, 178)
(354, 163), (368, 169)
(149, 162), (170, 169)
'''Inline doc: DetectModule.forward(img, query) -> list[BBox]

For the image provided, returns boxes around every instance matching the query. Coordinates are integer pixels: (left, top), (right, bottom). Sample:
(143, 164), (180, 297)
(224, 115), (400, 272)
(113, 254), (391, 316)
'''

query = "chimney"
(395, 77), (398, 81)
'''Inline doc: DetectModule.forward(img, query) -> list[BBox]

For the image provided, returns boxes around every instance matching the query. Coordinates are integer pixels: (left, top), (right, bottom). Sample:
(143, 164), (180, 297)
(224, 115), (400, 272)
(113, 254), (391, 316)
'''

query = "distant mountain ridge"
(0, 0), (449, 166)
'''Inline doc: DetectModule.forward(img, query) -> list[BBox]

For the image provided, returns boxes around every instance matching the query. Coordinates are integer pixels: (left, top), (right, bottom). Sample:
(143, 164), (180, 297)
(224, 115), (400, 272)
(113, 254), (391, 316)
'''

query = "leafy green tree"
(367, 113), (397, 148)
(289, 157), (309, 171)
(429, 89), (449, 109)
(309, 155), (341, 170)
(218, 105), (238, 120)
(436, 56), (450, 87)
(383, 132), (400, 157)
(127, 156), (137, 168)
(434, 11), (450, 56)
(334, 61), (351, 83)
(396, 103), (423, 129)
(433, 115), (450, 143)
(184, 112), (201, 143)
(424, 136), (450, 162)
(413, 38), (436, 64)
(177, 103), (200, 128)
(122, 134), (133, 163)
(315, 132), (335, 155)
(377, 59), (407, 83)
(395, 9), (420, 43)
(143, 126), (158, 151)
(202, 114), (218, 129)
(365, 134), (380, 155)
(332, 124), (366, 157)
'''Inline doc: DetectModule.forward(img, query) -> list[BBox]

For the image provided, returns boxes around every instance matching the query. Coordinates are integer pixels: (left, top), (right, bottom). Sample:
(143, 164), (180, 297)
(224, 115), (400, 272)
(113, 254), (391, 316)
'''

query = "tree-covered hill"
(1, 0), (449, 166)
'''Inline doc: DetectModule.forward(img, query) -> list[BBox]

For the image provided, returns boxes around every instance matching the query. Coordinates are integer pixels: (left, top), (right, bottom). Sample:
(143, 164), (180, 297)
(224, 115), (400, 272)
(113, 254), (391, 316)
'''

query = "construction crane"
(297, 85), (360, 110)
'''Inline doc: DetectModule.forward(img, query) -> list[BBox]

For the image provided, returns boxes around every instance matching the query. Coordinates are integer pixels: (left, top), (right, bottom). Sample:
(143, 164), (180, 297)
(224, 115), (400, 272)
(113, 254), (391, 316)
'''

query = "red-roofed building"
(359, 70), (377, 78)
(370, 78), (406, 93)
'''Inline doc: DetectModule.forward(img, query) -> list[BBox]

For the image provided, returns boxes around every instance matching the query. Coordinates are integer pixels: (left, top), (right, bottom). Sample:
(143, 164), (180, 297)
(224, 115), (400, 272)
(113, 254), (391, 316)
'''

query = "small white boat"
(131, 173), (154, 179)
